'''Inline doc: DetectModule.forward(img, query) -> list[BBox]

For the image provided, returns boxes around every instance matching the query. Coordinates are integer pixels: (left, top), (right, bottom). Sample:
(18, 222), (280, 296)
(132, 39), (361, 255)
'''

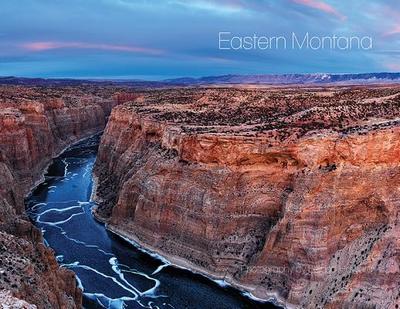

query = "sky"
(0, 0), (399, 79)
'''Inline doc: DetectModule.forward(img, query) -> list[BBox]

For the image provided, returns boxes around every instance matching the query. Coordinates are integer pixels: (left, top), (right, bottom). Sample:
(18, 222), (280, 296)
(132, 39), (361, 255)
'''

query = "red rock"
(94, 86), (400, 309)
(0, 85), (118, 308)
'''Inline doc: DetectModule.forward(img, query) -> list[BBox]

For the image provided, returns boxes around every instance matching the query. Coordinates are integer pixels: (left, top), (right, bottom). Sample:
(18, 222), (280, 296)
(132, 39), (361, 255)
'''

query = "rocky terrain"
(93, 85), (400, 309)
(0, 85), (119, 308)
(0, 290), (36, 308)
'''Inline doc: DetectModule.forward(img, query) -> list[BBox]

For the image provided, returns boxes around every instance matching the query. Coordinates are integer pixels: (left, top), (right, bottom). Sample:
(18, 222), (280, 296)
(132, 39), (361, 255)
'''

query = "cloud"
(0, 0), (391, 77)
(21, 41), (164, 55)
(370, 5), (400, 38)
(168, 0), (244, 14)
(384, 25), (400, 37)
(291, 0), (346, 20)
(104, 0), (245, 14)
(385, 62), (400, 72)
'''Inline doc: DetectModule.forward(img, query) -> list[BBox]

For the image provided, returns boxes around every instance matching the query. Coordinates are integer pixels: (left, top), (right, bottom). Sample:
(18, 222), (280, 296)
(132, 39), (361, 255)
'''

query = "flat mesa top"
(0, 85), (123, 106)
(121, 86), (400, 141)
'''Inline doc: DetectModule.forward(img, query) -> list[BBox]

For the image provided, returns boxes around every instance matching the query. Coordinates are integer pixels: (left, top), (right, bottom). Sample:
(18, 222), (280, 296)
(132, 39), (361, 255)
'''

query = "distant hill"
(164, 73), (400, 85)
(1, 73), (400, 87)
(0, 76), (166, 87)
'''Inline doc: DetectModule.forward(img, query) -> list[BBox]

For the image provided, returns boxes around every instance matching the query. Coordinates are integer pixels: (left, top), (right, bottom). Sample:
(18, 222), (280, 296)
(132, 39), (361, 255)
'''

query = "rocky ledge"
(0, 85), (120, 308)
(94, 86), (400, 309)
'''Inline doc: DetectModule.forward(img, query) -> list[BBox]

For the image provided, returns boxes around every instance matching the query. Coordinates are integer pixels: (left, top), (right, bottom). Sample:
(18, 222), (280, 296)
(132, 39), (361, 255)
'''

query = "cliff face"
(0, 85), (117, 308)
(94, 87), (400, 309)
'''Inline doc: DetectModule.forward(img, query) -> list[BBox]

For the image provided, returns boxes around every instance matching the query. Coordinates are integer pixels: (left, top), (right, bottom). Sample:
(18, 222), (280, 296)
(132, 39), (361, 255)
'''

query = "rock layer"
(94, 86), (400, 309)
(0, 85), (118, 308)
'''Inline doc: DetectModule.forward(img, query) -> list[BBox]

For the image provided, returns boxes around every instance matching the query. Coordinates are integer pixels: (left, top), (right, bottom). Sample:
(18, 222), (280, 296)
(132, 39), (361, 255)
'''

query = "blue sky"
(0, 0), (399, 79)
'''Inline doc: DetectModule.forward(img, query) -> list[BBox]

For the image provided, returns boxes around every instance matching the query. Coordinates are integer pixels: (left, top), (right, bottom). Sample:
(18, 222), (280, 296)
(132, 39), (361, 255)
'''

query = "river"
(26, 135), (280, 309)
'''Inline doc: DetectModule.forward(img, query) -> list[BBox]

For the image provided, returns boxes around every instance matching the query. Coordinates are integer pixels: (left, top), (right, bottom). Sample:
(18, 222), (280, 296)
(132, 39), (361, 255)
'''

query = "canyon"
(1, 82), (399, 308)
(93, 86), (400, 309)
(0, 85), (119, 308)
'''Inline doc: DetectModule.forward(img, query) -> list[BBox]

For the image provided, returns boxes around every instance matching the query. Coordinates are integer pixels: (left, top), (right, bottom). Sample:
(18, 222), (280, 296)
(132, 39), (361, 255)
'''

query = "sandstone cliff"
(0, 85), (118, 308)
(94, 86), (400, 309)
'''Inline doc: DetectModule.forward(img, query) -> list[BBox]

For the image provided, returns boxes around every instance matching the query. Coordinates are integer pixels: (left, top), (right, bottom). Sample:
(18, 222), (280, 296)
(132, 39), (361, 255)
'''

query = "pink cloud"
(292, 0), (346, 20)
(385, 62), (400, 72)
(378, 6), (400, 37)
(21, 41), (164, 55)
(384, 25), (400, 37)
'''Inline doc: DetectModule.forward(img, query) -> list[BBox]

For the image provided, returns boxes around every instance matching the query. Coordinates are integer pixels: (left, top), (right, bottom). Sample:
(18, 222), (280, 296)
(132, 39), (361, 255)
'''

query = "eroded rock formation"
(0, 85), (118, 308)
(94, 86), (400, 308)
(0, 290), (36, 308)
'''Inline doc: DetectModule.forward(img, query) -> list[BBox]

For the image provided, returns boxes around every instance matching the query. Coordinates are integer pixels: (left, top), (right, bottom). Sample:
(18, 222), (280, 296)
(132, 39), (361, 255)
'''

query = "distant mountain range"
(165, 73), (400, 85)
(1, 73), (400, 87)
(0, 76), (166, 87)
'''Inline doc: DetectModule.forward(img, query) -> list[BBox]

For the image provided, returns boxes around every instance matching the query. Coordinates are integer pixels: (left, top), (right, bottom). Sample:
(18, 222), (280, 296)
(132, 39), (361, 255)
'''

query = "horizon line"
(1, 71), (400, 83)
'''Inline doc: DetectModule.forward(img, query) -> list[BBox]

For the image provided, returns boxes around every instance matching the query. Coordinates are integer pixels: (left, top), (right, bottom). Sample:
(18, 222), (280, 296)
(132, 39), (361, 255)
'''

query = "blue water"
(26, 135), (280, 309)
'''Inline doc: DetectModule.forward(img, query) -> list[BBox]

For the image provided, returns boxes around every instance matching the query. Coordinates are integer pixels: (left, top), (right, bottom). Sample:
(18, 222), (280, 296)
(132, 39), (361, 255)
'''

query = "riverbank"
(27, 135), (282, 308)
(91, 205), (286, 309)
(26, 129), (103, 199)
(0, 85), (117, 307)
